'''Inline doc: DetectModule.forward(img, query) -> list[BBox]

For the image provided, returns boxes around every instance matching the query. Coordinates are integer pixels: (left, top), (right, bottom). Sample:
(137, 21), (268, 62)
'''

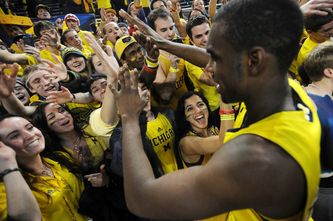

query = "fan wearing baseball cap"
(63, 13), (94, 58)
(35, 4), (51, 20)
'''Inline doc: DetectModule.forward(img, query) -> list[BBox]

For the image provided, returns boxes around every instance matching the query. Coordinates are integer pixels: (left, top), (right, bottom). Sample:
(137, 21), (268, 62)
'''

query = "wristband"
(220, 114), (235, 121)
(145, 58), (158, 68)
(143, 64), (156, 75)
(219, 109), (235, 115)
(169, 66), (179, 73)
(0, 168), (21, 180)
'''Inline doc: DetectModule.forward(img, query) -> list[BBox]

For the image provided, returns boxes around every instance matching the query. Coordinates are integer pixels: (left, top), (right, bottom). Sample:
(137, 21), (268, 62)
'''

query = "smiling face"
(37, 8), (51, 19)
(104, 22), (121, 44)
(105, 11), (118, 23)
(27, 69), (60, 98)
(122, 42), (145, 70)
(184, 95), (209, 133)
(64, 30), (83, 50)
(90, 78), (107, 102)
(92, 55), (106, 74)
(14, 83), (30, 105)
(193, 0), (205, 12)
(0, 117), (45, 160)
(44, 103), (74, 134)
(66, 55), (86, 73)
(66, 19), (80, 32)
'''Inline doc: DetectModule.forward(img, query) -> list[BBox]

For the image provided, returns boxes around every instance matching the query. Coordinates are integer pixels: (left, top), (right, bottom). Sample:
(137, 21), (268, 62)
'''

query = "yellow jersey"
(152, 51), (188, 110)
(146, 113), (178, 173)
(221, 79), (321, 221)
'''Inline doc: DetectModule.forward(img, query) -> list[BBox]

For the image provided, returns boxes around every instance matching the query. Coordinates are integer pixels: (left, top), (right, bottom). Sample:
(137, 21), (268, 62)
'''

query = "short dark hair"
(61, 29), (75, 45)
(304, 42), (333, 81)
(87, 74), (107, 95)
(304, 10), (333, 32)
(186, 15), (210, 40)
(147, 8), (172, 30)
(34, 21), (55, 38)
(213, 0), (303, 73)
(150, 0), (167, 10)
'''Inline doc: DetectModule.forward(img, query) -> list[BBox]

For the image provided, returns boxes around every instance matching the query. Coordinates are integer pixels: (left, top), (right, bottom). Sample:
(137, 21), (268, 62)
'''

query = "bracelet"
(0, 168), (21, 180)
(219, 109), (235, 115)
(145, 58), (158, 68)
(71, 93), (76, 102)
(169, 66), (179, 73)
(220, 114), (235, 121)
(143, 64), (156, 75)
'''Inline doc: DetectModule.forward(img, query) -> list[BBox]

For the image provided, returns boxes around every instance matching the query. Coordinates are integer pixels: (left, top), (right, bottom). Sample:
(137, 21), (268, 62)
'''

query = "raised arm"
(119, 9), (210, 67)
(208, 0), (218, 19)
(0, 48), (28, 65)
(300, 0), (333, 17)
(0, 64), (36, 116)
(0, 142), (41, 221)
(110, 68), (305, 220)
(85, 33), (119, 126)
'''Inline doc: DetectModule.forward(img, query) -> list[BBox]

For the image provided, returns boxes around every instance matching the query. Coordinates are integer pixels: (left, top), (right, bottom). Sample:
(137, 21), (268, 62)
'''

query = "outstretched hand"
(85, 33), (119, 82)
(40, 55), (68, 81)
(301, 0), (333, 17)
(133, 31), (159, 60)
(0, 63), (18, 98)
(46, 86), (73, 104)
(119, 9), (166, 46)
(110, 65), (148, 119)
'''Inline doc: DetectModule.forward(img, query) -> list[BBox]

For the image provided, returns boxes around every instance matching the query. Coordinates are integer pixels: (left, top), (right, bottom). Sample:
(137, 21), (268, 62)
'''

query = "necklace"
(70, 136), (93, 169)
(308, 83), (333, 99)
(40, 164), (54, 177)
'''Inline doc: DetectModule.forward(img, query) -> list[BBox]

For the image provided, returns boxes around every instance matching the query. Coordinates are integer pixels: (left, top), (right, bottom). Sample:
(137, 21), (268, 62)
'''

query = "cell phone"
(22, 35), (34, 46)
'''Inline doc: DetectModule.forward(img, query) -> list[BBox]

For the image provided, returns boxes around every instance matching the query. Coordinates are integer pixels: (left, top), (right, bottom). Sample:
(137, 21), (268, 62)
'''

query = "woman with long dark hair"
(0, 115), (87, 221)
(175, 91), (233, 167)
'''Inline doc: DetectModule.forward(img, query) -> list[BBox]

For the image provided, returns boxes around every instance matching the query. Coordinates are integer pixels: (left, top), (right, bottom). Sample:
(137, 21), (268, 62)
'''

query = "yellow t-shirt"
(62, 131), (109, 170)
(40, 49), (63, 64)
(185, 61), (220, 111)
(289, 37), (319, 82)
(0, 158), (86, 221)
(152, 52), (188, 110)
(78, 30), (95, 58)
(146, 113), (178, 173)
(220, 79), (320, 221)
(89, 108), (119, 137)
(97, 0), (112, 8)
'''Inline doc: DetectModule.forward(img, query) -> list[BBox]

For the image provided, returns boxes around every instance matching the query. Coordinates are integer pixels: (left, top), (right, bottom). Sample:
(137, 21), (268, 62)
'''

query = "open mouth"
(59, 119), (70, 126)
(73, 61), (82, 68)
(45, 84), (57, 92)
(16, 94), (25, 101)
(194, 114), (205, 124)
(26, 139), (39, 149)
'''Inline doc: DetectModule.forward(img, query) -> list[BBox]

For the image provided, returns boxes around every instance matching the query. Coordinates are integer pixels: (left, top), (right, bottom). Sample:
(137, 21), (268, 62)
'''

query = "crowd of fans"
(0, 0), (332, 220)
